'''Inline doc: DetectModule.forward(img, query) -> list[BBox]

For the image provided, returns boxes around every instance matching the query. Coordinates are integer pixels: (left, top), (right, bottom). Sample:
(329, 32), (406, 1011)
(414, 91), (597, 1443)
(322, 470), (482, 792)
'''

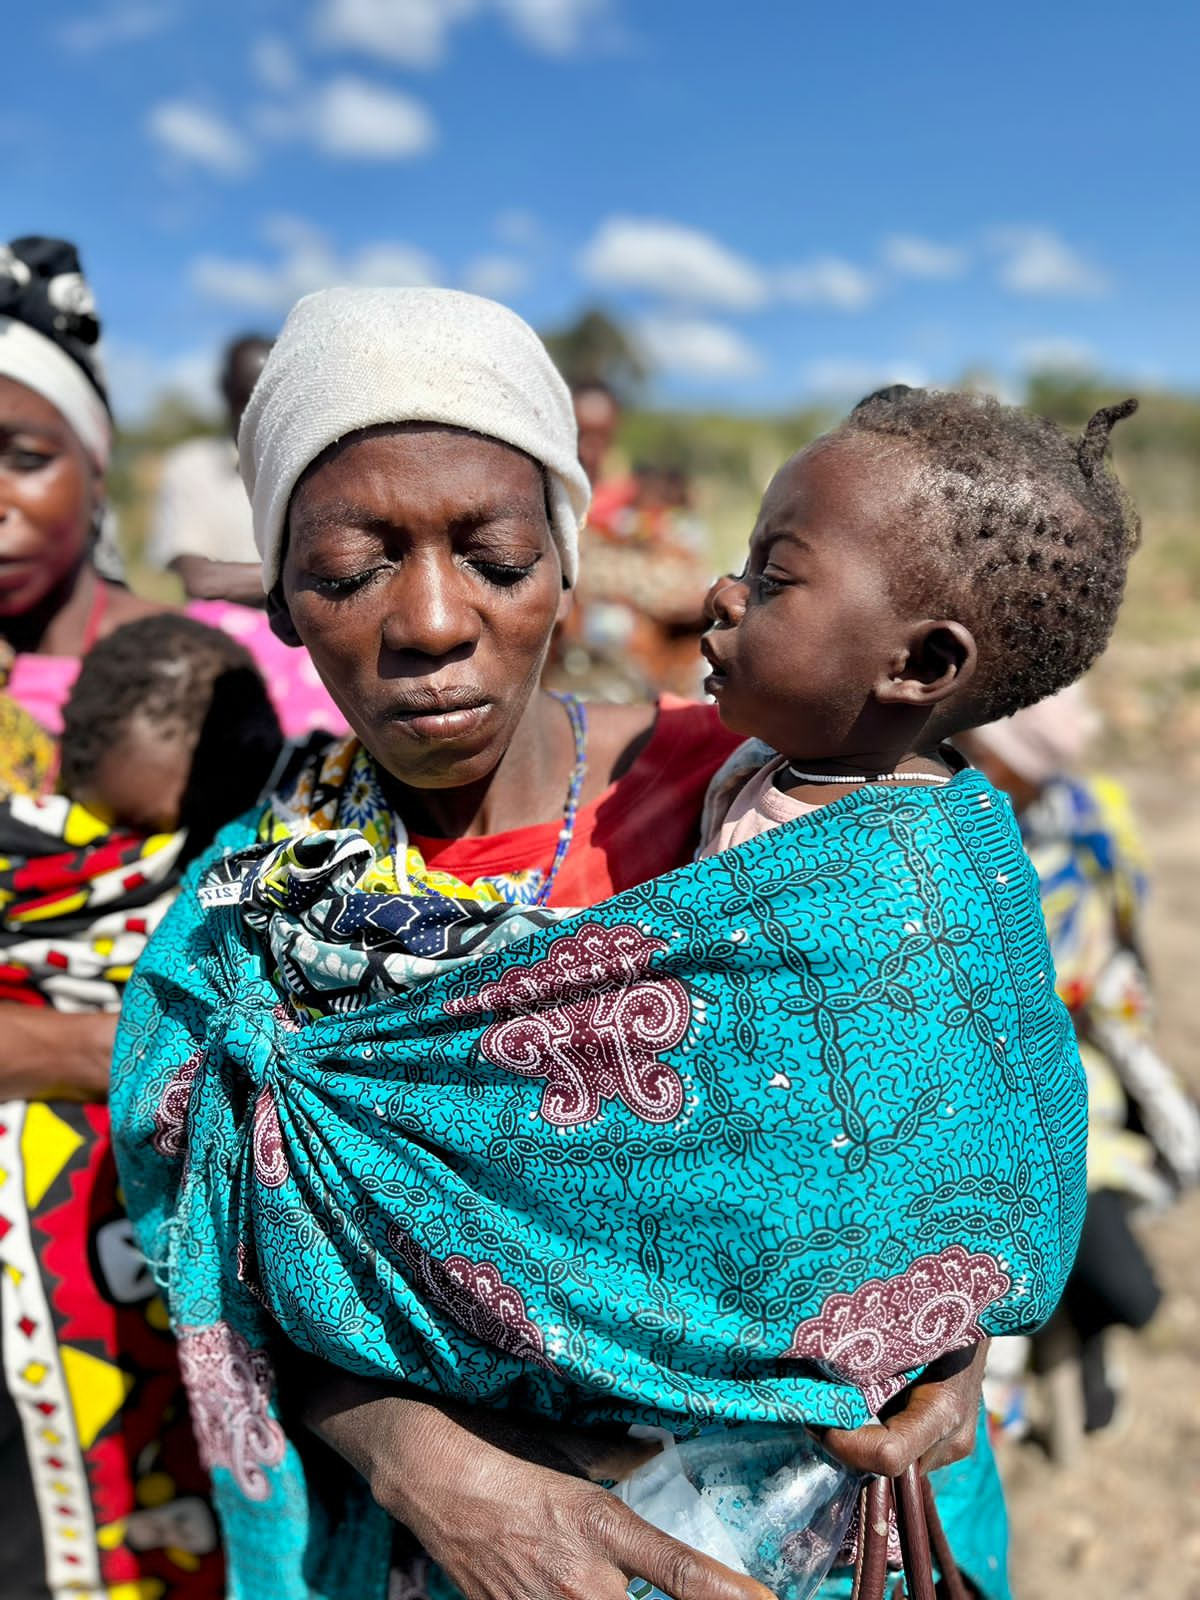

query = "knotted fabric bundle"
(112, 764), (1086, 1599)
(239, 285), (591, 591)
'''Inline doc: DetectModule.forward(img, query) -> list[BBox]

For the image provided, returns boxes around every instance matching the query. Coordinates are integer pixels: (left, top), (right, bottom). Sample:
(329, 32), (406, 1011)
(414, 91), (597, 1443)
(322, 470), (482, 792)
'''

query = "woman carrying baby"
(108, 288), (1132, 1600)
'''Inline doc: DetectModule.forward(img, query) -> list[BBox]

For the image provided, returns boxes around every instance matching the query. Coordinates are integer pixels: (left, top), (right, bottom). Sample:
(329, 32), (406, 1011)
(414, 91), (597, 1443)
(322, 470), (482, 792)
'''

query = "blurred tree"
(542, 307), (648, 400)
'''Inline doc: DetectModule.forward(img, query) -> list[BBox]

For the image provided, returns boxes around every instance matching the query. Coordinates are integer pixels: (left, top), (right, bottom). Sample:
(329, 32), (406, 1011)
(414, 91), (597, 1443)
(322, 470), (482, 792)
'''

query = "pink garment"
(6, 600), (347, 740)
(698, 755), (816, 857)
(969, 680), (1098, 787)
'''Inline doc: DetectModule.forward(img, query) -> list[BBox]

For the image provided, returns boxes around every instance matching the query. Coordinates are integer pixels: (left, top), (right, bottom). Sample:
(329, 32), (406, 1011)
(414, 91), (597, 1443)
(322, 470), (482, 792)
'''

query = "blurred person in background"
(0, 238), (343, 743)
(148, 333), (272, 606)
(0, 234), (236, 1599)
(551, 379), (713, 700)
(963, 686), (1200, 1436)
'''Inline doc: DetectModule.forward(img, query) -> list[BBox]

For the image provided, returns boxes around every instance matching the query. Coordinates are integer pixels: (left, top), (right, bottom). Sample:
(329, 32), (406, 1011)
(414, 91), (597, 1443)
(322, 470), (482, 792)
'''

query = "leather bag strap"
(850, 1466), (970, 1600)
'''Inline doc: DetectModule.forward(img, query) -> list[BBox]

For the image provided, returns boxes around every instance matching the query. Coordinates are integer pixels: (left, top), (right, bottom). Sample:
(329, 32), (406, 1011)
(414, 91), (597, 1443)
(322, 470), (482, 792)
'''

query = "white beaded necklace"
(783, 765), (951, 787)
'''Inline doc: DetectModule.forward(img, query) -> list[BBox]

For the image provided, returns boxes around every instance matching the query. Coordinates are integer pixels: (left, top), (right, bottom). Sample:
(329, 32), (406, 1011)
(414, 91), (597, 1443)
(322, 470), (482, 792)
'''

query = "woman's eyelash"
(473, 560), (538, 587)
(312, 557), (539, 594)
(315, 569), (380, 596)
(4, 448), (54, 470)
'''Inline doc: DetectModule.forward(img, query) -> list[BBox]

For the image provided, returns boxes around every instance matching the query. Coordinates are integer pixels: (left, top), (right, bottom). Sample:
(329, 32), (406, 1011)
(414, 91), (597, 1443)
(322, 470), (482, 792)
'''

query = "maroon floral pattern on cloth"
(387, 1225), (549, 1367)
(151, 1048), (204, 1159)
(252, 1088), (289, 1188)
(444, 922), (691, 1127)
(175, 1322), (288, 1501)
(783, 1245), (1013, 1413)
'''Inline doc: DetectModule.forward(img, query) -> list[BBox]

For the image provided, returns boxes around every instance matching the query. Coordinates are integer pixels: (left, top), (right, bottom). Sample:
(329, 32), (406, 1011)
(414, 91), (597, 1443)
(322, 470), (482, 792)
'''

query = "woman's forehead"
(289, 423), (549, 538)
(0, 374), (73, 437)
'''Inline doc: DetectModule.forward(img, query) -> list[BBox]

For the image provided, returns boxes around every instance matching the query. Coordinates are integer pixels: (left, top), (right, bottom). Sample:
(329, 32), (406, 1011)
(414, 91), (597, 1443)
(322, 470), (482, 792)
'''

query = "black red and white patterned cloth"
(0, 795), (224, 1600)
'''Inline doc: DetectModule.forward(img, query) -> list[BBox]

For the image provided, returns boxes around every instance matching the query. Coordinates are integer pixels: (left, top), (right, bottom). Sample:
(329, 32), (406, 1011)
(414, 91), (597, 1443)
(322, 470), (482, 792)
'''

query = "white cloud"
(308, 74), (437, 159)
(1016, 337), (1098, 372)
(637, 316), (761, 381)
(461, 255), (530, 298)
(252, 35), (302, 93)
(580, 217), (766, 311)
(775, 256), (877, 311)
(801, 358), (928, 399)
(313, 0), (476, 68)
(990, 227), (1109, 297)
(495, 0), (607, 55)
(313, 0), (610, 65)
(145, 100), (253, 177)
(191, 217), (439, 312)
(882, 234), (967, 280)
(494, 208), (540, 246)
(58, 2), (175, 51)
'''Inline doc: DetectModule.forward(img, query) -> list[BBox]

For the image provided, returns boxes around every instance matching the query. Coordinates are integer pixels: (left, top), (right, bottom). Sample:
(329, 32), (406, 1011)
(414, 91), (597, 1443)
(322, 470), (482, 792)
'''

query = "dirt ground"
(1002, 766), (1200, 1599)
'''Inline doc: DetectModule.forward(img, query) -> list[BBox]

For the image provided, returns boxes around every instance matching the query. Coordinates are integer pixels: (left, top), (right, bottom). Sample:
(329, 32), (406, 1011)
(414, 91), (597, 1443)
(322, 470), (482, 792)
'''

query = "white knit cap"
(0, 315), (111, 469)
(239, 285), (590, 591)
(971, 681), (1100, 785)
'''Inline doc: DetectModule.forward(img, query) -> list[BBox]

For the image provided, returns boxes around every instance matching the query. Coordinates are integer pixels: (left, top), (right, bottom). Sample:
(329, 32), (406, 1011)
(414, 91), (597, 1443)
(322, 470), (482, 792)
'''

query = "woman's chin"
(366, 706), (510, 790)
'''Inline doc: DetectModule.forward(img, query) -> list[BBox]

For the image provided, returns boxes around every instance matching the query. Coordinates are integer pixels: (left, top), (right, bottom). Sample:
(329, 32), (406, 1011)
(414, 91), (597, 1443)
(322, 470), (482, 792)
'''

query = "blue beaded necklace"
(530, 691), (588, 907)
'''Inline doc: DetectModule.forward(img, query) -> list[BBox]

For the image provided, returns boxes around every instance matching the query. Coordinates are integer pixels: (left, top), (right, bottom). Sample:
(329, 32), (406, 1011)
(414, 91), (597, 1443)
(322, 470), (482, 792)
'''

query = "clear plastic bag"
(614, 1425), (861, 1600)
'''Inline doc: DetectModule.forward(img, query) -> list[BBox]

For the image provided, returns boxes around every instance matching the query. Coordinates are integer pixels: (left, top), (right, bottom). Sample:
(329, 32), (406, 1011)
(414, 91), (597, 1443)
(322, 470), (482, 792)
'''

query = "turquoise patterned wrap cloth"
(111, 768), (1086, 1600)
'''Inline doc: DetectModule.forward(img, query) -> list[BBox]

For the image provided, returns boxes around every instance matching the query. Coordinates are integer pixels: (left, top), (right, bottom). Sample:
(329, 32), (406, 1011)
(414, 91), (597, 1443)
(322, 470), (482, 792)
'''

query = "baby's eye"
(753, 570), (788, 596)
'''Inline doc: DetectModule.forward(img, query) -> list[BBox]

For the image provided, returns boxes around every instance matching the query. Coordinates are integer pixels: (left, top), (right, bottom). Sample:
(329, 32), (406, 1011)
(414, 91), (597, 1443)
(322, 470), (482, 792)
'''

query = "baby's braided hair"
(837, 386), (1141, 726)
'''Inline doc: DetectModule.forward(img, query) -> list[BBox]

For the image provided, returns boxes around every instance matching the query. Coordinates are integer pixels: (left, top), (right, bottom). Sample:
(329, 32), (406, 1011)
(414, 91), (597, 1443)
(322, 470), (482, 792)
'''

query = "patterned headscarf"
(0, 236), (112, 468)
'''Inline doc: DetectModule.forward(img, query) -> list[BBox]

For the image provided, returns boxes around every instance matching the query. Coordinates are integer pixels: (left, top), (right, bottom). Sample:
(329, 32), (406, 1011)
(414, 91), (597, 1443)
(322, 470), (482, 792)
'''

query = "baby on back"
(697, 385), (1140, 853)
(58, 612), (284, 853)
(0, 615), (284, 1016)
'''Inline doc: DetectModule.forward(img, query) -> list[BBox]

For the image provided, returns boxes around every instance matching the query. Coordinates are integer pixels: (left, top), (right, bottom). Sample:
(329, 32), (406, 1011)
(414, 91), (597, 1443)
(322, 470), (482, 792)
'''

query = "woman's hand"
(398, 1413), (775, 1600)
(0, 1004), (116, 1101)
(304, 1369), (776, 1600)
(822, 1341), (988, 1477)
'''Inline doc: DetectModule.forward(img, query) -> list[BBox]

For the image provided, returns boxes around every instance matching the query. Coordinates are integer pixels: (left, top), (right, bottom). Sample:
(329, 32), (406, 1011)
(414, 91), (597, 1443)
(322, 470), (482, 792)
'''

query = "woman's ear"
(267, 585), (303, 648)
(556, 577), (573, 627)
(875, 620), (977, 708)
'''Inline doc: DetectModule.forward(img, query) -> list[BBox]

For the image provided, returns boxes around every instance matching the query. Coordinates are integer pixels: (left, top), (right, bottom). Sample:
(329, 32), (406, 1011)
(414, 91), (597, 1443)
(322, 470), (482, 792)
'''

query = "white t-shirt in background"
(148, 436), (258, 569)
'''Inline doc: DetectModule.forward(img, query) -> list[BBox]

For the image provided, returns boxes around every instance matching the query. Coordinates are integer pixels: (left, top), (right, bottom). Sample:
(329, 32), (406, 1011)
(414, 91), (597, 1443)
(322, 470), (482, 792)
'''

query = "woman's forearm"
(301, 1365), (772, 1600)
(0, 1004), (115, 1100)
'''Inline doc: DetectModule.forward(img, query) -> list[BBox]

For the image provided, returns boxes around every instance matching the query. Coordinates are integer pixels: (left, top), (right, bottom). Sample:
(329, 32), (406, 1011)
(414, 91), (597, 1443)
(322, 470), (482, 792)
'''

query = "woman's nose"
(704, 573), (747, 627)
(380, 558), (482, 659)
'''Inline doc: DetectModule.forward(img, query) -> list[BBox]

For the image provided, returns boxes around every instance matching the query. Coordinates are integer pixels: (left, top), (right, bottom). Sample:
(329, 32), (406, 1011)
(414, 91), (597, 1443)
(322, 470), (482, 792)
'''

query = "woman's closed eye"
(467, 552), (542, 589)
(309, 565), (388, 597)
(0, 442), (56, 473)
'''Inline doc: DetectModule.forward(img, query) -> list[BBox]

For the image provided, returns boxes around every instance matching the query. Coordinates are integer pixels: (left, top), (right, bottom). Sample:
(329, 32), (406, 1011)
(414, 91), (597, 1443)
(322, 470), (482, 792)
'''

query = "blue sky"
(7, 0), (1197, 417)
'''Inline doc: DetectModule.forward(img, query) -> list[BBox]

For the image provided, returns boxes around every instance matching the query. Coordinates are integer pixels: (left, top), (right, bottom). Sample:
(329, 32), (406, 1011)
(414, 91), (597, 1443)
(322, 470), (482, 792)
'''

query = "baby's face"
(701, 437), (921, 759)
(72, 720), (191, 835)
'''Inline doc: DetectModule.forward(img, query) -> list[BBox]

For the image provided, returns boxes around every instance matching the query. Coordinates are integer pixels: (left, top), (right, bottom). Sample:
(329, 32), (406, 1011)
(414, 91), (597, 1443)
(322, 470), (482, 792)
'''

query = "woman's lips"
(0, 559), (35, 592)
(385, 693), (493, 740)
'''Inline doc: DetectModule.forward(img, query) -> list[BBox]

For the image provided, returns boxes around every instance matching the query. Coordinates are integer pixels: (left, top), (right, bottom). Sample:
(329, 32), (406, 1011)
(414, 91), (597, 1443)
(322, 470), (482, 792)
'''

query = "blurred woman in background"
(0, 234), (341, 743)
(0, 235), (231, 1599)
(965, 687), (1200, 1435)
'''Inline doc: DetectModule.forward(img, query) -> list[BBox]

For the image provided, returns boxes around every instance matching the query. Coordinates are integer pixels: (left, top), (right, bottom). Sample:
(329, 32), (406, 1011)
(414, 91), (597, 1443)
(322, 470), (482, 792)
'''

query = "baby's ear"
(266, 586), (303, 648)
(875, 620), (977, 708)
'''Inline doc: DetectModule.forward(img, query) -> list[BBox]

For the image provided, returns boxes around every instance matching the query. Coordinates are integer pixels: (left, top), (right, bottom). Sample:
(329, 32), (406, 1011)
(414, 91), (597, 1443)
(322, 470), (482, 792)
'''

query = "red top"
(411, 697), (741, 908)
